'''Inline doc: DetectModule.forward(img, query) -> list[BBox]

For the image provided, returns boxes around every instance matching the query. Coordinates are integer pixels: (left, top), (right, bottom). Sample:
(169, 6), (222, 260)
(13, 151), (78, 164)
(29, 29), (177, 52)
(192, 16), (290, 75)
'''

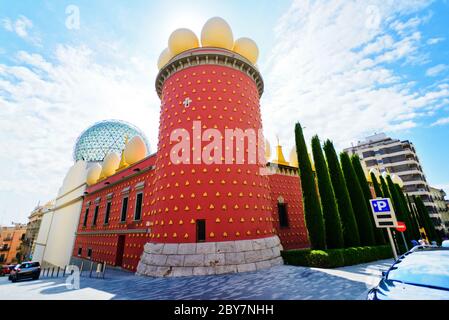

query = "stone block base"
(136, 236), (283, 277)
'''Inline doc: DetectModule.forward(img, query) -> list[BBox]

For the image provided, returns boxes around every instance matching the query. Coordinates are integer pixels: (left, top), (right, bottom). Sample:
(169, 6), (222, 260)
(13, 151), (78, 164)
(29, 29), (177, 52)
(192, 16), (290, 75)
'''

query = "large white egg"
(201, 17), (234, 50)
(392, 174), (404, 188)
(233, 37), (259, 64)
(101, 152), (120, 177)
(157, 48), (174, 70)
(86, 163), (102, 185)
(124, 136), (147, 165)
(289, 147), (299, 168)
(369, 168), (380, 178)
(168, 28), (199, 56)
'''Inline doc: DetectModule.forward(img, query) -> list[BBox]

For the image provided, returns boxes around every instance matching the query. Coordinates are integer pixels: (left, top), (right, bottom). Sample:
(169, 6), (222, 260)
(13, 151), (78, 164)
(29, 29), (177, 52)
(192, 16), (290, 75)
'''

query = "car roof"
(394, 249), (449, 267)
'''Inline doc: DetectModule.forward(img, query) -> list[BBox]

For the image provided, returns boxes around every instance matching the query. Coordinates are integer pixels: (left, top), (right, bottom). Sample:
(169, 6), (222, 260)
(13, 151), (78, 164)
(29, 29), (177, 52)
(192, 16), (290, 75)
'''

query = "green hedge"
(281, 245), (393, 268)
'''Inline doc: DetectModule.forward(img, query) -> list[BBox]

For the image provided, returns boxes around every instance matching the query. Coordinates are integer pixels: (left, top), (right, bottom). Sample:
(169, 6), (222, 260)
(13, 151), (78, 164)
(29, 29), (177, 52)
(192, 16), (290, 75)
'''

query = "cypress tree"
(407, 195), (422, 231)
(395, 184), (420, 241)
(386, 176), (411, 243)
(311, 135), (344, 249)
(340, 152), (376, 246)
(371, 173), (392, 244)
(414, 196), (440, 243)
(370, 172), (383, 198)
(379, 175), (391, 199)
(295, 123), (326, 249)
(323, 140), (360, 247)
(351, 155), (385, 245)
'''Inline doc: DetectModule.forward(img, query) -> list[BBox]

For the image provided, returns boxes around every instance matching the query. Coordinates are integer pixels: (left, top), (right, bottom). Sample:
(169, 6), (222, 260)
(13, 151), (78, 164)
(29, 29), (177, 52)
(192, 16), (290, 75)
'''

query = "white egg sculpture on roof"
(124, 136), (148, 165)
(201, 17), (234, 50)
(157, 48), (174, 70)
(289, 147), (299, 168)
(86, 163), (102, 186)
(369, 168), (380, 178)
(233, 37), (259, 64)
(101, 152), (120, 178)
(392, 174), (404, 188)
(168, 28), (199, 56)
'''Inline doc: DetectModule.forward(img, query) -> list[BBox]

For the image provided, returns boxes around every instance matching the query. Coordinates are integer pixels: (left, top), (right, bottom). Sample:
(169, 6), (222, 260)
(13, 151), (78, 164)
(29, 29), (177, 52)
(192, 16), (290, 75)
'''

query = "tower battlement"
(156, 47), (264, 98)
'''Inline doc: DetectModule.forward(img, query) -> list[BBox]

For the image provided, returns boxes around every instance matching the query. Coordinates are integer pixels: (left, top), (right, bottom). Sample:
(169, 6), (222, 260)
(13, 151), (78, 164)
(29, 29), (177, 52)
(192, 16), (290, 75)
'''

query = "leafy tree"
(340, 152), (376, 246)
(311, 135), (344, 249)
(351, 156), (385, 245)
(295, 123), (326, 249)
(323, 140), (360, 247)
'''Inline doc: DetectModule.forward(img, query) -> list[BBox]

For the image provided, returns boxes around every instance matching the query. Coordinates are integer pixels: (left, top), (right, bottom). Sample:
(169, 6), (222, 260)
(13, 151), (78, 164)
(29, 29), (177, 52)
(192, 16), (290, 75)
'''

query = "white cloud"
(431, 117), (449, 126)
(426, 64), (449, 77)
(260, 0), (449, 151)
(2, 15), (40, 45)
(0, 44), (160, 222)
(427, 37), (444, 45)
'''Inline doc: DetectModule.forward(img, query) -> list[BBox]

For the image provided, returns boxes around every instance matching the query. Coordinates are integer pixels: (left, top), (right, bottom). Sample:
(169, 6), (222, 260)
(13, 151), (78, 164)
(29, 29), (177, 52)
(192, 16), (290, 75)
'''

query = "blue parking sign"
(371, 199), (391, 213)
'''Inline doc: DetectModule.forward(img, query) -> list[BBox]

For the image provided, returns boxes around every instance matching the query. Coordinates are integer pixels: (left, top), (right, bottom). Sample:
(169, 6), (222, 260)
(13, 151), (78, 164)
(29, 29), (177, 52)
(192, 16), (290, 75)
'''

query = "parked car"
(368, 246), (449, 300)
(8, 262), (41, 282)
(0, 265), (16, 277)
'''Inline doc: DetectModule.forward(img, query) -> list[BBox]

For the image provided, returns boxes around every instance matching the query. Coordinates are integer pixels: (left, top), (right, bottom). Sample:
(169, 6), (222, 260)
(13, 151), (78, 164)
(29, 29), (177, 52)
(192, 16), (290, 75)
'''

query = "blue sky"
(0, 0), (448, 225)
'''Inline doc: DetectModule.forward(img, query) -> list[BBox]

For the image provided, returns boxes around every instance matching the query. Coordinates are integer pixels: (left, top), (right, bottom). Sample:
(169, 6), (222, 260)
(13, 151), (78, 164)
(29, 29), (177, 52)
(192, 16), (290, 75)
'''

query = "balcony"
(392, 169), (423, 176)
(379, 148), (414, 159)
(402, 180), (427, 187)
(383, 159), (419, 168)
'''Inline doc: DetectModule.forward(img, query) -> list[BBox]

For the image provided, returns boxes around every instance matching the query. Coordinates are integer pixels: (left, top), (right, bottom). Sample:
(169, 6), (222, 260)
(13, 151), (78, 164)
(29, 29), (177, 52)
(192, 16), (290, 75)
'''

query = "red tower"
(137, 48), (283, 277)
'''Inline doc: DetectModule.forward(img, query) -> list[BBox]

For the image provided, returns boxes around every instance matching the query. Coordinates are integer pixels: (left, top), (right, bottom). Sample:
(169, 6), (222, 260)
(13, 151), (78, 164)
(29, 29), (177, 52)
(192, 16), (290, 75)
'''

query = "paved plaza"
(0, 259), (394, 300)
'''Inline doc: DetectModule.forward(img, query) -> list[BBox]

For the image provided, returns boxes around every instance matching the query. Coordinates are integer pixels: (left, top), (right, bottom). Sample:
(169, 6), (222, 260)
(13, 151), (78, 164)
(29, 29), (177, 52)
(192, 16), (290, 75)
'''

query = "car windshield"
(387, 250), (449, 290)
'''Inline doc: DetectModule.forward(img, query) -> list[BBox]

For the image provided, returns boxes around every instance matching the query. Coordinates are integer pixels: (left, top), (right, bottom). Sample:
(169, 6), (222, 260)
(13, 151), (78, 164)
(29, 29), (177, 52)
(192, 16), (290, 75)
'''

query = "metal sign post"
(386, 228), (398, 260)
(396, 221), (408, 251)
(369, 198), (399, 260)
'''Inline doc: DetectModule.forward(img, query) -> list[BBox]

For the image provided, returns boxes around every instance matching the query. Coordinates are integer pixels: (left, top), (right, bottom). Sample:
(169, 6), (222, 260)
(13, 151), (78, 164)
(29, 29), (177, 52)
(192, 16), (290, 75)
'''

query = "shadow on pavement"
(33, 265), (375, 300)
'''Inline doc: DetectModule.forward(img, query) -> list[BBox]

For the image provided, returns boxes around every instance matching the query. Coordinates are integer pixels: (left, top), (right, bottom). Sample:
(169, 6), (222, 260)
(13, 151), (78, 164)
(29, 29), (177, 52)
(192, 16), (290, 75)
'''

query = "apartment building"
(344, 133), (444, 231)
(0, 224), (26, 264)
(430, 187), (449, 232)
(22, 201), (54, 261)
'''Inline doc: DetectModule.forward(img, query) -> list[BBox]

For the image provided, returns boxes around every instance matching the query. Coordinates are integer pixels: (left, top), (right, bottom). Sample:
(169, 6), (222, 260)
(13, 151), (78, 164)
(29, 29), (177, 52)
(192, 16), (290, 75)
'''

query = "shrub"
(281, 249), (311, 266)
(282, 245), (393, 268)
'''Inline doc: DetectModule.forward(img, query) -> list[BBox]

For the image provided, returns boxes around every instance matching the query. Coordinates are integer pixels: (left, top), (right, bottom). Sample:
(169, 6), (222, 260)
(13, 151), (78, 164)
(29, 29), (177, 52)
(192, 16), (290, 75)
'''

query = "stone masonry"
(136, 236), (284, 277)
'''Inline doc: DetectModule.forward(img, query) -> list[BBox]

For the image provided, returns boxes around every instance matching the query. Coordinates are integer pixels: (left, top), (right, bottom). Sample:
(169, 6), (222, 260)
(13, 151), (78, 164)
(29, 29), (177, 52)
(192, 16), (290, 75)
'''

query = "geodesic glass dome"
(73, 120), (150, 162)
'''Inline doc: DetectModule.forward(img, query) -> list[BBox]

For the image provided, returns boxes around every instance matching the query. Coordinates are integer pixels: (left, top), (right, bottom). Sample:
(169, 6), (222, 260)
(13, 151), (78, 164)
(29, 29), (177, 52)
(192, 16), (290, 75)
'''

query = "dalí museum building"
(72, 17), (309, 277)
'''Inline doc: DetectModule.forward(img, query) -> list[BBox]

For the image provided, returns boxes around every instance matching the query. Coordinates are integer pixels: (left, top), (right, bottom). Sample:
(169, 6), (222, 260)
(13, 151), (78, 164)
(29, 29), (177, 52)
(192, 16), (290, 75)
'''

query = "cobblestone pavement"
(0, 259), (394, 300)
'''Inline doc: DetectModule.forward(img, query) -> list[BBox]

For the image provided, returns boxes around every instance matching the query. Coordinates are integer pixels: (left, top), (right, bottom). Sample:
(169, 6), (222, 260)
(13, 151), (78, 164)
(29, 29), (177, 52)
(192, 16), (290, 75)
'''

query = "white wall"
(34, 160), (88, 267)
(43, 195), (84, 267)
(32, 209), (54, 263)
